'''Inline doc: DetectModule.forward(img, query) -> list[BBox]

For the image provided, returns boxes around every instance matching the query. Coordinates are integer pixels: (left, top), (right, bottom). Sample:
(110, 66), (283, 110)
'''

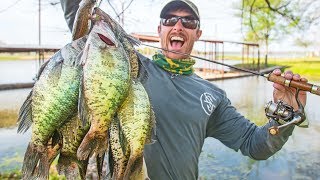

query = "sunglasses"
(161, 16), (200, 29)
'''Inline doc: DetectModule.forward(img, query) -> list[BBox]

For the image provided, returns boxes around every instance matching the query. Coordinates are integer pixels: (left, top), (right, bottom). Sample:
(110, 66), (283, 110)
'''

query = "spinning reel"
(265, 89), (308, 135)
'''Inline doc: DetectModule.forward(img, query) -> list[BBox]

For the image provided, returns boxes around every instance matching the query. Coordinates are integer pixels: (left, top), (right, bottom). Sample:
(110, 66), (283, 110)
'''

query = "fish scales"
(57, 116), (90, 180)
(18, 37), (87, 179)
(109, 117), (130, 179)
(77, 20), (130, 160)
(93, 7), (140, 79)
(117, 81), (155, 179)
(32, 64), (80, 146)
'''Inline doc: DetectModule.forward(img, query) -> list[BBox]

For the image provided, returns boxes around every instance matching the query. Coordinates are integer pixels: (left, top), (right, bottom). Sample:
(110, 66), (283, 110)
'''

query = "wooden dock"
(197, 66), (285, 81)
(0, 45), (60, 53)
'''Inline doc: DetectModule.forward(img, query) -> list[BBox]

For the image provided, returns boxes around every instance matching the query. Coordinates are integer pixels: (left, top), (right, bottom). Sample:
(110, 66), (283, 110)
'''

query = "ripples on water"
(0, 75), (319, 179)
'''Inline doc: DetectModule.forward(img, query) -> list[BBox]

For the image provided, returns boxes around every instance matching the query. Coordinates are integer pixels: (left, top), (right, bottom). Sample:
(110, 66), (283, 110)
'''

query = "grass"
(0, 109), (18, 128)
(231, 56), (320, 82)
(268, 58), (320, 82)
(0, 169), (22, 179)
(0, 53), (54, 61)
(0, 157), (67, 180)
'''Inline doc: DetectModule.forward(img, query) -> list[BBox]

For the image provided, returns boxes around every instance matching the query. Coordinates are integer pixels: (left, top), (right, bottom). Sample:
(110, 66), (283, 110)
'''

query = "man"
(60, 0), (82, 31)
(60, 0), (307, 179)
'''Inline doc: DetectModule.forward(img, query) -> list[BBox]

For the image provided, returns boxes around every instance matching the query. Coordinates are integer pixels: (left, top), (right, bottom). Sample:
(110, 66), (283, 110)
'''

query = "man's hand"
(272, 69), (307, 111)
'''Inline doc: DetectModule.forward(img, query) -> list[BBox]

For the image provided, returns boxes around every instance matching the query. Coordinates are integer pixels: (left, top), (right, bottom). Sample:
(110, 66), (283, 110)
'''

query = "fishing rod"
(141, 43), (320, 96)
(140, 43), (319, 135)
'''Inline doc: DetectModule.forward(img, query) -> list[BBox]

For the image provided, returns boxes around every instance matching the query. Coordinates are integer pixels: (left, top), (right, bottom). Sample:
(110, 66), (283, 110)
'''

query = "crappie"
(77, 20), (130, 160)
(57, 115), (90, 180)
(17, 36), (86, 179)
(117, 81), (155, 180)
(93, 7), (140, 79)
(72, 0), (97, 40)
(109, 117), (130, 179)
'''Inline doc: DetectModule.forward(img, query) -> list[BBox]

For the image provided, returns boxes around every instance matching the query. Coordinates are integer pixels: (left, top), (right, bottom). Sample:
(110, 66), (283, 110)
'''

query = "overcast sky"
(0, 0), (318, 51)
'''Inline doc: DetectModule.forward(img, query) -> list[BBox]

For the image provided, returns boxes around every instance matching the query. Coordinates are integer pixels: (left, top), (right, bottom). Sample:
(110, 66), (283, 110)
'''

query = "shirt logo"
(200, 92), (216, 115)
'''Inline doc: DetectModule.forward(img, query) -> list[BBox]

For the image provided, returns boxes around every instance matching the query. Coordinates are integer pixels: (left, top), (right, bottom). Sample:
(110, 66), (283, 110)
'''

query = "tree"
(294, 37), (313, 56)
(237, 0), (320, 65)
(104, 0), (161, 28)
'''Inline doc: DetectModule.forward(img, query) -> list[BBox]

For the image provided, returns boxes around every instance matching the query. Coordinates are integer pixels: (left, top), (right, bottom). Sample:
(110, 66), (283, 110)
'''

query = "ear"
(196, 29), (202, 40)
(158, 25), (161, 34)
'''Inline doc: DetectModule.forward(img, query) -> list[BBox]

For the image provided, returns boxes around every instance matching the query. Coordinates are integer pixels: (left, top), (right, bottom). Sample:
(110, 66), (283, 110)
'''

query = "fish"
(56, 115), (90, 180)
(72, 0), (97, 40)
(77, 20), (131, 161)
(17, 36), (87, 179)
(109, 116), (130, 179)
(92, 8), (153, 179)
(93, 7), (141, 79)
(117, 81), (155, 180)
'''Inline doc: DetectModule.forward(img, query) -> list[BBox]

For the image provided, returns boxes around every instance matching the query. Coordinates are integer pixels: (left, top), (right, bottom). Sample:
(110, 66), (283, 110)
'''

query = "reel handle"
(268, 115), (303, 135)
(265, 73), (320, 96)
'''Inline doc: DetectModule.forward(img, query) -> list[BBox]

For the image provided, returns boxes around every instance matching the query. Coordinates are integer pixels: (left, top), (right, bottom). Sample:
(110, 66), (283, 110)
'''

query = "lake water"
(0, 60), (319, 179)
(0, 60), (39, 84)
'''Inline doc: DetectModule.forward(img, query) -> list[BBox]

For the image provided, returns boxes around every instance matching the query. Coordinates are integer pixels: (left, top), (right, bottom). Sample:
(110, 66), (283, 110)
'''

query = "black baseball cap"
(160, 0), (200, 21)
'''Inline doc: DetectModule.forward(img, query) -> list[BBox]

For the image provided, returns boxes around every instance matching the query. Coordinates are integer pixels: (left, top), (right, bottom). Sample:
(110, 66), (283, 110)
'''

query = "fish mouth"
(98, 33), (115, 46)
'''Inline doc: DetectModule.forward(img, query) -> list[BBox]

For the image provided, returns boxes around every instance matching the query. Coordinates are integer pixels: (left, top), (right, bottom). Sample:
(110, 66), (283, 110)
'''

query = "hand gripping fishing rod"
(141, 43), (320, 135)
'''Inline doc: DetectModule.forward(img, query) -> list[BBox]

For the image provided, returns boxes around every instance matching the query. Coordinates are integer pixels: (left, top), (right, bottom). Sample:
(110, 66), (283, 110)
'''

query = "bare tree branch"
(116, 0), (134, 19)
(107, 0), (120, 21)
(264, 0), (298, 25)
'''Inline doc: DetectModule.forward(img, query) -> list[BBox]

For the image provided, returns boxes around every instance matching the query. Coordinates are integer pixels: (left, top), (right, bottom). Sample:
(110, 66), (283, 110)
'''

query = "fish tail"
(77, 131), (108, 160)
(57, 155), (77, 178)
(78, 159), (89, 180)
(129, 157), (150, 180)
(137, 157), (150, 180)
(36, 143), (61, 179)
(21, 143), (41, 179)
(123, 154), (143, 179)
(57, 155), (88, 180)
(96, 154), (105, 180)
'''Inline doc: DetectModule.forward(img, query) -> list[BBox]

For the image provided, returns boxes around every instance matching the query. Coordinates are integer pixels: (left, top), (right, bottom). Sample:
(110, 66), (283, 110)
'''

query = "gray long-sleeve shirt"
(60, 0), (81, 32)
(138, 53), (294, 180)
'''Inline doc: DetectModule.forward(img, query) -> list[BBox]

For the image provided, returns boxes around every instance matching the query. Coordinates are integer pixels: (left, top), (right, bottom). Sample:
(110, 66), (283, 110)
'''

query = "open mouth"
(170, 36), (185, 49)
(98, 33), (114, 46)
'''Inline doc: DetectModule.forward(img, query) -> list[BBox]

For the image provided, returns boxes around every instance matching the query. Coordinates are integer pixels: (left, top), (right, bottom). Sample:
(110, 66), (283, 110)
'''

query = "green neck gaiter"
(152, 52), (195, 75)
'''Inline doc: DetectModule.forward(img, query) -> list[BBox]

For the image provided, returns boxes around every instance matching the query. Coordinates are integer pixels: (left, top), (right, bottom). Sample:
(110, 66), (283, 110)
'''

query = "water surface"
(0, 60), (38, 84)
(0, 76), (319, 179)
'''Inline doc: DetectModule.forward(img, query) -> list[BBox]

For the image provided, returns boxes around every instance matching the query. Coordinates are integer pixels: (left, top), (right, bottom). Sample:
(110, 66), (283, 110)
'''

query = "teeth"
(171, 36), (184, 41)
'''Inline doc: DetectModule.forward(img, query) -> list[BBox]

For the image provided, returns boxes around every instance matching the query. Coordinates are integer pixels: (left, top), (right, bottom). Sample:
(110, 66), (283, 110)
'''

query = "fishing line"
(140, 43), (320, 96)
(140, 43), (265, 77)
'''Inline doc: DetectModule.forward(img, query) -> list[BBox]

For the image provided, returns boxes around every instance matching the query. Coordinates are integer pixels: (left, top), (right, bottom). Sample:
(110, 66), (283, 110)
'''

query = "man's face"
(158, 9), (202, 59)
